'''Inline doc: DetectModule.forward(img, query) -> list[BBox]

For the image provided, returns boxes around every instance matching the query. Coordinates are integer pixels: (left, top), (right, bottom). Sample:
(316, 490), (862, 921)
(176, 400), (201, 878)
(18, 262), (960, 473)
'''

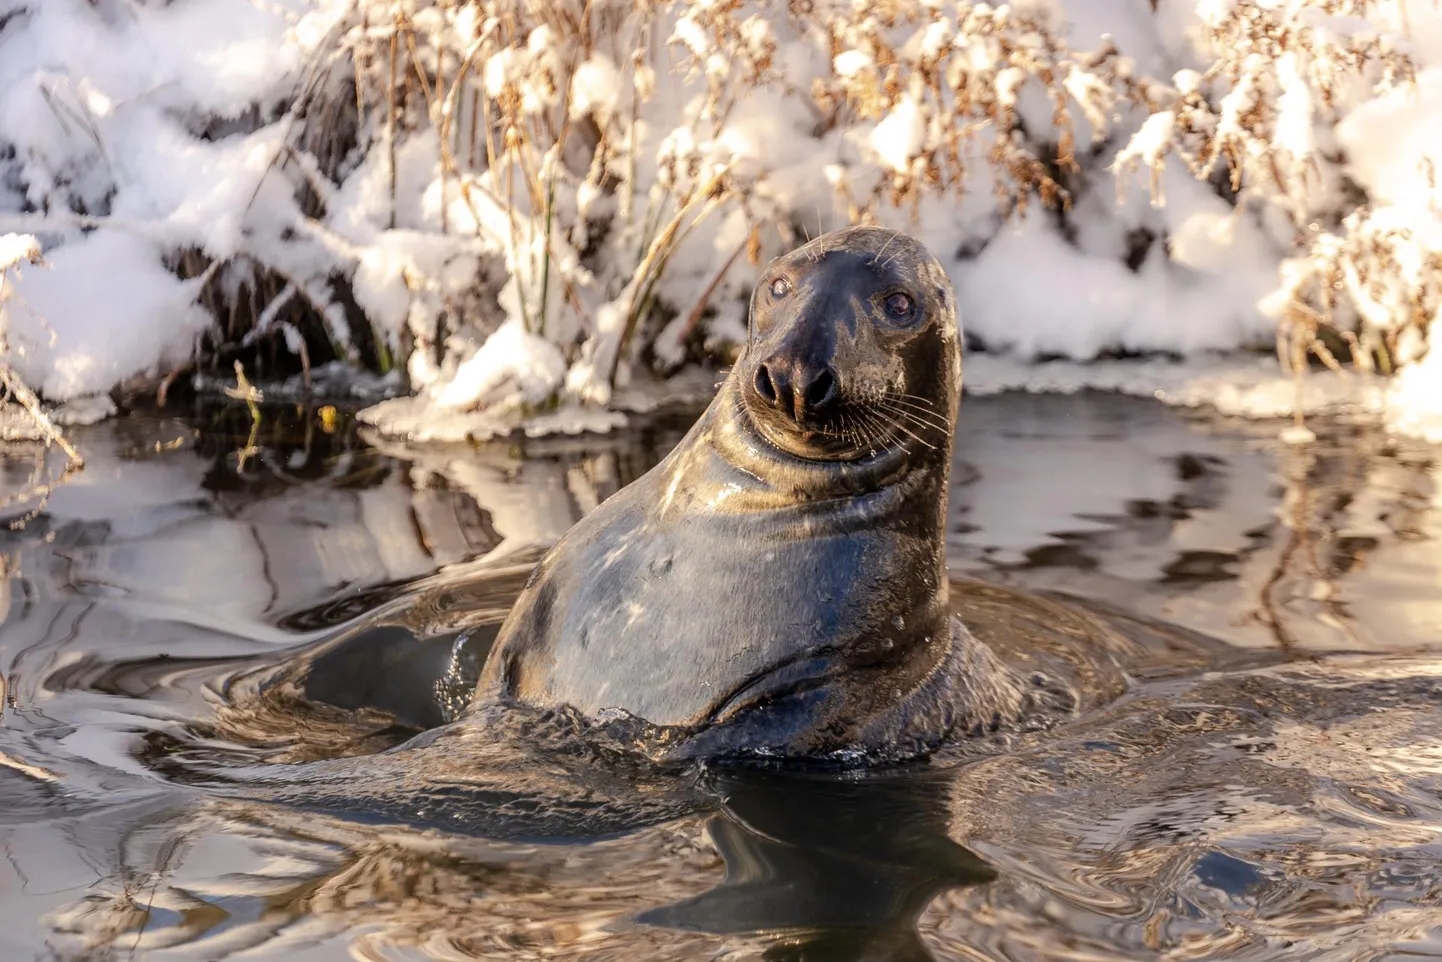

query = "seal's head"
(737, 225), (962, 464)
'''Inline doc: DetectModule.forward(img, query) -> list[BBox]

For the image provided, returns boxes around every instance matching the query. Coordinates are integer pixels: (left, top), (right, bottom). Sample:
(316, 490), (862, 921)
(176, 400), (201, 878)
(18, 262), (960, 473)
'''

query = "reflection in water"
(639, 768), (995, 962)
(27, 763), (995, 961)
(2, 393), (1441, 960)
(947, 395), (1442, 653)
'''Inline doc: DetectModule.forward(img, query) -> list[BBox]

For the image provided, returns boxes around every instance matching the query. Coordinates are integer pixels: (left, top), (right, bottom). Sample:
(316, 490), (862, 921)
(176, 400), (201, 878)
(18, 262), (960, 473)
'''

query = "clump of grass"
(1, 235), (83, 464)
(1, 234), (85, 526)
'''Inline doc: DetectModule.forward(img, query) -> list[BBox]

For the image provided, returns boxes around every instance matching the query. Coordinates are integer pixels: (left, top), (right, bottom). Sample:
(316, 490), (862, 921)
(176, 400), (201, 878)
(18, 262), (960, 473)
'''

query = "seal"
(467, 226), (1032, 762)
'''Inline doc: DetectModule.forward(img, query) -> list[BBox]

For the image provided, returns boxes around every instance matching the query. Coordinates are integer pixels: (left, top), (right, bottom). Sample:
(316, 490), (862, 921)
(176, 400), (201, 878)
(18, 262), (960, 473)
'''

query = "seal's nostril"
(805, 368), (837, 412)
(754, 364), (778, 403)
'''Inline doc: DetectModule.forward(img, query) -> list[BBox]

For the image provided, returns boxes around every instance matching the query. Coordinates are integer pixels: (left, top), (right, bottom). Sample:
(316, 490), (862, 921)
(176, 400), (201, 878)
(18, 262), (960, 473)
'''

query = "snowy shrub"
(1112, 0), (1436, 377)
(0, 0), (1439, 441)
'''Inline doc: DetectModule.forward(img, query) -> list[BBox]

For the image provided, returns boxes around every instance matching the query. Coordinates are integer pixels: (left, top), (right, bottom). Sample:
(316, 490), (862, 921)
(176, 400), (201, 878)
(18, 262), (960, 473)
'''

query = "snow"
(870, 96), (926, 173)
(957, 168), (1281, 359)
(834, 51), (876, 79)
(1388, 320), (1442, 443)
(4, 229), (212, 398)
(432, 318), (566, 412)
(0, 0), (1440, 445)
(0, 234), (41, 270)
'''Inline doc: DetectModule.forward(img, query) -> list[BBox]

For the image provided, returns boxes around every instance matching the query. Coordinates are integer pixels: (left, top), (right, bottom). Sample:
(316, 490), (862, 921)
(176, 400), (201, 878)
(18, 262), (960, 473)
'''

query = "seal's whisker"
(882, 400), (951, 426)
(890, 398), (938, 415)
(841, 411), (873, 454)
(880, 229), (907, 269)
(880, 410), (935, 441)
(857, 407), (904, 451)
(729, 392), (750, 431)
(893, 392), (939, 408)
(885, 397), (953, 431)
(851, 409), (885, 454)
(889, 407), (948, 438)
(864, 411), (889, 454)
(879, 399), (951, 433)
(878, 404), (946, 448)
(886, 418), (937, 451)
(845, 408), (875, 447)
(873, 229), (900, 269)
(884, 409), (951, 437)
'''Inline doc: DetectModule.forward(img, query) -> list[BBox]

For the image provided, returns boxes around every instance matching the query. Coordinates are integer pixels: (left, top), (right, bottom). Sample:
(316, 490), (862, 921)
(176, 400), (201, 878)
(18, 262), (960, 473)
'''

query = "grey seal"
(468, 226), (1034, 762)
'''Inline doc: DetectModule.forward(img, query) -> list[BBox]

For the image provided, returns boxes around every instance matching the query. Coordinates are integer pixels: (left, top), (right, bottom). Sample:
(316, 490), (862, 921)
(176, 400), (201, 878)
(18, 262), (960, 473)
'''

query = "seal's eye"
(884, 291), (914, 318)
(769, 276), (791, 299)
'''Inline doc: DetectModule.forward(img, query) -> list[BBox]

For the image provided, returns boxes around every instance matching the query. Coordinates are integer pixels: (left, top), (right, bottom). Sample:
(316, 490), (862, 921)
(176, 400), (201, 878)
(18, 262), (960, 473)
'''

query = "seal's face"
(739, 226), (961, 462)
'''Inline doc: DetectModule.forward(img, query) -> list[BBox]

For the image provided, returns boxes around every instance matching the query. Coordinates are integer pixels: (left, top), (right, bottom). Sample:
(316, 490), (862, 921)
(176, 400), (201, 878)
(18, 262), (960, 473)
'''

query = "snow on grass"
(0, 0), (1440, 445)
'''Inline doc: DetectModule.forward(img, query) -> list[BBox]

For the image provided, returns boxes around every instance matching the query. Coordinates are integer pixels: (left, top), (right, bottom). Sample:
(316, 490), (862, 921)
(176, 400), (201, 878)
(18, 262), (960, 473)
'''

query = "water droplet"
(891, 615), (905, 630)
(880, 638), (894, 651)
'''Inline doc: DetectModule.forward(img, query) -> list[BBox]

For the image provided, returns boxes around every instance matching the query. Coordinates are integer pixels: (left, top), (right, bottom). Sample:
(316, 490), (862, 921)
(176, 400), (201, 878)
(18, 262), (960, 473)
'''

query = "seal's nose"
(754, 360), (839, 423)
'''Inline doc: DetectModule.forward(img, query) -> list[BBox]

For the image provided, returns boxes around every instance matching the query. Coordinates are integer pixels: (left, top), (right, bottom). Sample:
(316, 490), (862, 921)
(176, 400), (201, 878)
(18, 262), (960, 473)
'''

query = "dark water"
(3, 393), (1442, 961)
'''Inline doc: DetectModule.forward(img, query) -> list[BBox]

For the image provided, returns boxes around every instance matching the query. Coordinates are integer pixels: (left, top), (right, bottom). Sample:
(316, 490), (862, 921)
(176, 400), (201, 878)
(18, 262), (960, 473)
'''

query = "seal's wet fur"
(469, 227), (1032, 762)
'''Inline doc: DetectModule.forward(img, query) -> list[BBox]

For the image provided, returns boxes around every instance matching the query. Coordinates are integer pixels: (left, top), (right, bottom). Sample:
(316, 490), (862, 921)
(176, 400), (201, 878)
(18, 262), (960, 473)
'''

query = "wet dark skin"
(469, 226), (1030, 762)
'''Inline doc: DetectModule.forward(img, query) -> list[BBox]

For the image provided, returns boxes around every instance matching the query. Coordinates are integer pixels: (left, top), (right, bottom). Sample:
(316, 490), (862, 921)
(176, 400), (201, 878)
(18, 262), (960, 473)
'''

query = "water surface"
(2, 392), (1441, 960)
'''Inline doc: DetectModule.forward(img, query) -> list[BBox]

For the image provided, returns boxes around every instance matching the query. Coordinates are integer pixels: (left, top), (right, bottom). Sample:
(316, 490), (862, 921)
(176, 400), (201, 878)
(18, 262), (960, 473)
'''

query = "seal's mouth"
(740, 394), (875, 462)
(738, 376), (942, 465)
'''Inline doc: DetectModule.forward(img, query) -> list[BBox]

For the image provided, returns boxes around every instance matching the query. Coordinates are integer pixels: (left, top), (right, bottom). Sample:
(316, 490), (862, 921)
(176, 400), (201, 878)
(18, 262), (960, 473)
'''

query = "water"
(3, 392), (1441, 961)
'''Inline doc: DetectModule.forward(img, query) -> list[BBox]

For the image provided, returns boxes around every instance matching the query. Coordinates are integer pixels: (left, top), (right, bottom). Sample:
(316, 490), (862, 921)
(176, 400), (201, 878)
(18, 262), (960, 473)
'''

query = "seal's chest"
(576, 524), (870, 638)
(536, 525), (885, 726)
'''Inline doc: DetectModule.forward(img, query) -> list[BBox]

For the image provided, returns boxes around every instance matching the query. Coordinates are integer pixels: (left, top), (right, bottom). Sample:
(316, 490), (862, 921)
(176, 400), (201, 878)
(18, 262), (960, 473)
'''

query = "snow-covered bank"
(2, 0), (1440, 443)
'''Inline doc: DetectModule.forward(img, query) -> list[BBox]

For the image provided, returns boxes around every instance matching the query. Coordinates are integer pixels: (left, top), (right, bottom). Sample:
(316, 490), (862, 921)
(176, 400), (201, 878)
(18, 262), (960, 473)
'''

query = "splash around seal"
(468, 226), (1037, 763)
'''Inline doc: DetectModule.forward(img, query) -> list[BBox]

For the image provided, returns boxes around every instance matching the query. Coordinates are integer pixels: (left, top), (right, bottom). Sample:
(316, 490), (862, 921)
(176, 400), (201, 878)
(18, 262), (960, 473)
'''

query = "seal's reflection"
(639, 766), (995, 961)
